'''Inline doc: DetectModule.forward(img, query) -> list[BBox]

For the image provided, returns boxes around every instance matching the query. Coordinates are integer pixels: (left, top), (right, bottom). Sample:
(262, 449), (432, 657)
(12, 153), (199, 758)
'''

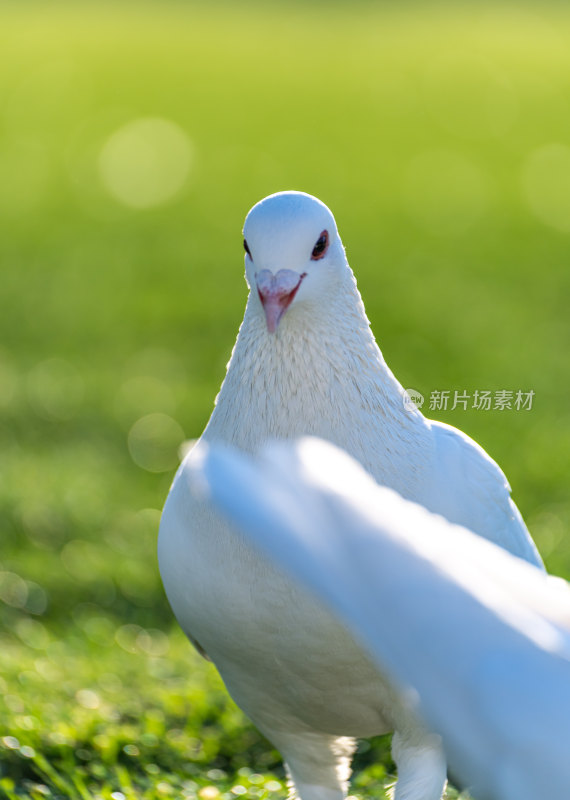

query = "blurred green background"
(1, 1), (569, 798)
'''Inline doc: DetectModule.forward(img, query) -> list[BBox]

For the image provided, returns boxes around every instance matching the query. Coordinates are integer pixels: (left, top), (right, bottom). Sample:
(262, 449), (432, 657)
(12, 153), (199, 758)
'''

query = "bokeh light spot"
(402, 150), (490, 236)
(2, 737), (20, 750)
(198, 788), (220, 800)
(136, 628), (170, 657)
(24, 581), (48, 616)
(115, 623), (144, 654)
(99, 118), (193, 208)
(0, 572), (28, 610)
(128, 413), (185, 473)
(14, 618), (49, 650)
(522, 144), (570, 233)
(81, 615), (116, 647)
(61, 540), (104, 582)
(75, 688), (101, 709)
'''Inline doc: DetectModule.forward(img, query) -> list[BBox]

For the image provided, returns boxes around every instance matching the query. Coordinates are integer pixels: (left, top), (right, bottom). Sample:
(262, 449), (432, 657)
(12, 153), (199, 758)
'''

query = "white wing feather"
(426, 420), (543, 567)
(193, 436), (570, 800)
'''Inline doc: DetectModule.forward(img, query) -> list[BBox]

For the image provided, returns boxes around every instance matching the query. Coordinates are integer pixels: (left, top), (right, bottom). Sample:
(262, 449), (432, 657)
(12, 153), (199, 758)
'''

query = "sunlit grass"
(1, 1), (569, 797)
(0, 626), (288, 800)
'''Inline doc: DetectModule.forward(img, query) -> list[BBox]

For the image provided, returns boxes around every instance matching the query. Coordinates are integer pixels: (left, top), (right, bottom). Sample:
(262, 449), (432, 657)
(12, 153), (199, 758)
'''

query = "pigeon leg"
(391, 729), (447, 800)
(261, 728), (356, 800)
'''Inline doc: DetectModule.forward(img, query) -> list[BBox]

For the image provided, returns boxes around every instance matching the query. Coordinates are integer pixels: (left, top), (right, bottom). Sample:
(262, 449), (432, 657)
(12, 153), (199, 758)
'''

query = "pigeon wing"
(427, 420), (543, 567)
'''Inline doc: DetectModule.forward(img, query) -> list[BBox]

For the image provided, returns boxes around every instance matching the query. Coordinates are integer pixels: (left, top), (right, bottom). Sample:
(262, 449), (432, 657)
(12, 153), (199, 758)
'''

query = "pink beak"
(256, 269), (307, 333)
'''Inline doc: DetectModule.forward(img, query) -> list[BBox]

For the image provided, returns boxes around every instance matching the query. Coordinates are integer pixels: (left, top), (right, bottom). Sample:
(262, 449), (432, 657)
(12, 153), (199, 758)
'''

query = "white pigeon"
(158, 191), (543, 800)
(190, 435), (570, 800)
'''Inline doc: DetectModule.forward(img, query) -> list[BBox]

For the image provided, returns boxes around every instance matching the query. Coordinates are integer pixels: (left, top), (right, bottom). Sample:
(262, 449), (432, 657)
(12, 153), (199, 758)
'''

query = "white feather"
(191, 435), (570, 800)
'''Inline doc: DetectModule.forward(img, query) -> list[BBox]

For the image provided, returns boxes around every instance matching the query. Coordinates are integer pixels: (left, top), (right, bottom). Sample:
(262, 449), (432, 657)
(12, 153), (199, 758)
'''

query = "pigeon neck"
(203, 271), (429, 496)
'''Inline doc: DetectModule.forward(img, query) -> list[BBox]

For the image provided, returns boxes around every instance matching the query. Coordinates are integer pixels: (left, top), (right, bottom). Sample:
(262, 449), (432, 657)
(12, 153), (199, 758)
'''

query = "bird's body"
(158, 191), (542, 800)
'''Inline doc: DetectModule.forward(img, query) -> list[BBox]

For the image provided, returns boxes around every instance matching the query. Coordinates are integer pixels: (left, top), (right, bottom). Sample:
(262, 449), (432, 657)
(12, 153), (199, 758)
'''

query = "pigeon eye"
(311, 230), (329, 260)
(243, 239), (252, 258)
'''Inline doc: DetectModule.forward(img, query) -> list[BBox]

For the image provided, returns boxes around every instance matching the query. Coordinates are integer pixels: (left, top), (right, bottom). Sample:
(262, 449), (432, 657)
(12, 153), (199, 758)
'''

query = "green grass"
(1, 1), (569, 797)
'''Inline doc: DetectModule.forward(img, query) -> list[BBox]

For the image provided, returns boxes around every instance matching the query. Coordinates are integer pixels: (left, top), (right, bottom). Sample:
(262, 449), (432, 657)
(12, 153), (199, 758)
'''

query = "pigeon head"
(242, 191), (347, 333)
